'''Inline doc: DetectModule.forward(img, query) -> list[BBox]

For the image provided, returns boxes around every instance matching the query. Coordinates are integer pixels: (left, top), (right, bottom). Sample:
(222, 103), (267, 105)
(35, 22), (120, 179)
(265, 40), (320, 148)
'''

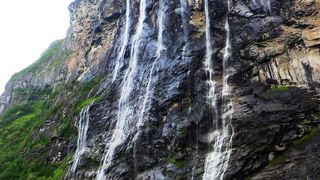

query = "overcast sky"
(0, 0), (74, 94)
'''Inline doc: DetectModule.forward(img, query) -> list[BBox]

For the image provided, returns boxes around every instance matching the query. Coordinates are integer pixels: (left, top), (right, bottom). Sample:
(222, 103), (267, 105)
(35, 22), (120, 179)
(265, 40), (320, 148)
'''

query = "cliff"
(0, 0), (319, 179)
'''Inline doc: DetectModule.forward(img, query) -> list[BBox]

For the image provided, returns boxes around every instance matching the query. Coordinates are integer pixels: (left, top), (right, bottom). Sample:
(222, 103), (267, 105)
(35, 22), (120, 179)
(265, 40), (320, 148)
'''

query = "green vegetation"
(313, 113), (320, 119)
(268, 126), (320, 167)
(271, 85), (289, 91)
(0, 74), (105, 179)
(0, 29), (106, 179)
(48, 76), (104, 139)
(49, 154), (73, 180)
(75, 97), (96, 113)
(269, 154), (285, 166)
(293, 127), (320, 146)
(11, 39), (65, 81)
(168, 154), (186, 168)
(0, 89), (59, 179)
(48, 57), (67, 70)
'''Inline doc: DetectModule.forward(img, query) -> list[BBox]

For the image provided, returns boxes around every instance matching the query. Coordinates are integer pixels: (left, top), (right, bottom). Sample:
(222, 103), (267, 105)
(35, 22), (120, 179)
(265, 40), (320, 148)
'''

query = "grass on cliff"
(52, 76), (104, 139)
(268, 126), (320, 167)
(0, 87), (80, 180)
(168, 153), (186, 168)
(0, 71), (105, 179)
(293, 127), (320, 147)
(11, 39), (65, 81)
(271, 85), (289, 91)
(0, 89), (58, 179)
(269, 153), (285, 166)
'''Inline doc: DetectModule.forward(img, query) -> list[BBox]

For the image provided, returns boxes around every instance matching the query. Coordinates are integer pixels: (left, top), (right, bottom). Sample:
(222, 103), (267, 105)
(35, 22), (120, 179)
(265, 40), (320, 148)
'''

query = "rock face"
(1, 0), (320, 179)
(0, 40), (68, 113)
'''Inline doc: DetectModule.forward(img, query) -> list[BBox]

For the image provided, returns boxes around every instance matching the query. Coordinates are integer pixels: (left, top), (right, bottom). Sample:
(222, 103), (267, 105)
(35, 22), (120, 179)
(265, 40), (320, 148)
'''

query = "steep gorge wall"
(0, 0), (319, 179)
(0, 40), (68, 112)
(65, 0), (320, 179)
(230, 0), (320, 179)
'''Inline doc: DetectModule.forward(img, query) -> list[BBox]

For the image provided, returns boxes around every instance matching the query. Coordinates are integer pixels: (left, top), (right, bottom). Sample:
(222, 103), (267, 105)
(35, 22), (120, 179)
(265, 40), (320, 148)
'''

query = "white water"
(222, 12), (231, 98)
(180, 0), (189, 59)
(135, 0), (167, 133)
(112, 0), (131, 82)
(203, 0), (219, 127)
(133, 2), (167, 175)
(96, 0), (148, 179)
(70, 101), (94, 174)
(203, 0), (234, 179)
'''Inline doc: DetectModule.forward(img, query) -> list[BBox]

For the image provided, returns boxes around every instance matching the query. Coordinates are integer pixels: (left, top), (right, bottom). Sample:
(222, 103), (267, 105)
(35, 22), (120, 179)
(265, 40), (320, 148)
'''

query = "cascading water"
(222, 13), (231, 98)
(96, 0), (148, 179)
(179, 1), (199, 177)
(135, 0), (167, 132)
(202, 0), (220, 177)
(203, 1), (234, 179)
(203, 0), (218, 125)
(70, 101), (94, 175)
(220, 0), (234, 176)
(179, 0), (189, 59)
(133, 1), (167, 175)
(112, 0), (131, 82)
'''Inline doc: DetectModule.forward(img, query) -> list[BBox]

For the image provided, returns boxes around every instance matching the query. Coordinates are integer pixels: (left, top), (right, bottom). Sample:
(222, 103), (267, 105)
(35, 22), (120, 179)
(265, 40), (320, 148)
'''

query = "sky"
(0, 0), (74, 94)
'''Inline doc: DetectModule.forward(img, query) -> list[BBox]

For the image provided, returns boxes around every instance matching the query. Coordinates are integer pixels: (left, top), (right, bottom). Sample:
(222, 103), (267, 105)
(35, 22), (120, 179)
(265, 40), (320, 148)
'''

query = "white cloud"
(0, 0), (74, 94)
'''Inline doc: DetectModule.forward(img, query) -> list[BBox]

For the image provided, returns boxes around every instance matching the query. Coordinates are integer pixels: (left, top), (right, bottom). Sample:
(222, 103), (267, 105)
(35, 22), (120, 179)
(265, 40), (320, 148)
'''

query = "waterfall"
(222, 3), (232, 98)
(132, 0), (167, 176)
(203, 0), (234, 179)
(96, 0), (148, 179)
(180, 0), (189, 59)
(70, 101), (95, 175)
(202, 0), (220, 177)
(135, 0), (167, 132)
(203, 0), (219, 126)
(112, 0), (131, 82)
(220, 0), (234, 176)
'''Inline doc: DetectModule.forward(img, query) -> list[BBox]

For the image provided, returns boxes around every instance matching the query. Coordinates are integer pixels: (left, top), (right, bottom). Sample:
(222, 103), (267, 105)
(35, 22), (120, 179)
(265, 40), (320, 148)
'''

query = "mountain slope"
(0, 0), (319, 179)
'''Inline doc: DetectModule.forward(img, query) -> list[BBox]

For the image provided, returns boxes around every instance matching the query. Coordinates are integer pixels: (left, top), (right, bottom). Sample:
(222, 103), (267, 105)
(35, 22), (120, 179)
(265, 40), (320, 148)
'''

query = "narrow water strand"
(70, 101), (94, 174)
(133, 1), (167, 177)
(191, 107), (199, 180)
(220, 0), (235, 175)
(112, 0), (131, 82)
(203, 0), (234, 179)
(180, 0), (189, 59)
(203, 0), (218, 125)
(96, 0), (147, 179)
(120, 0), (147, 103)
(202, 0), (221, 178)
(222, 19), (231, 98)
(136, 0), (166, 131)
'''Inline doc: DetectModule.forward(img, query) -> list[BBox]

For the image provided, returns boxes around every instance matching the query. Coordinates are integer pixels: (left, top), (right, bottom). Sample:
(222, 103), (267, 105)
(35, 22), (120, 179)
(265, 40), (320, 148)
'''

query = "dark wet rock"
(1, 0), (320, 179)
(233, 2), (254, 17)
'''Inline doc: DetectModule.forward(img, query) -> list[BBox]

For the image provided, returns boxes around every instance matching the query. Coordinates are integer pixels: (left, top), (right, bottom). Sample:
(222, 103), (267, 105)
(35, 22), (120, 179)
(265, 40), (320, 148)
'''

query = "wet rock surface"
(0, 0), (320, 179)
(71, 0), (320, 179)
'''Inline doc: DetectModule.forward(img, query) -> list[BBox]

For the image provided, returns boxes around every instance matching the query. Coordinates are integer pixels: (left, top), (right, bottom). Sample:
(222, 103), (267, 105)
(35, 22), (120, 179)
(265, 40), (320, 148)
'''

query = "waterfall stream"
(112, 0), (131, 82)
(99, 0), (235, 179)
(203, 0), (218, 127)
(180, 0), (189, 59)
(70, 101), (95, 175)
(203, 1), (234, 179)
(133, 1), (167, 176)
(96, 0), (148, 179)
(135, 0), (167, 132)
